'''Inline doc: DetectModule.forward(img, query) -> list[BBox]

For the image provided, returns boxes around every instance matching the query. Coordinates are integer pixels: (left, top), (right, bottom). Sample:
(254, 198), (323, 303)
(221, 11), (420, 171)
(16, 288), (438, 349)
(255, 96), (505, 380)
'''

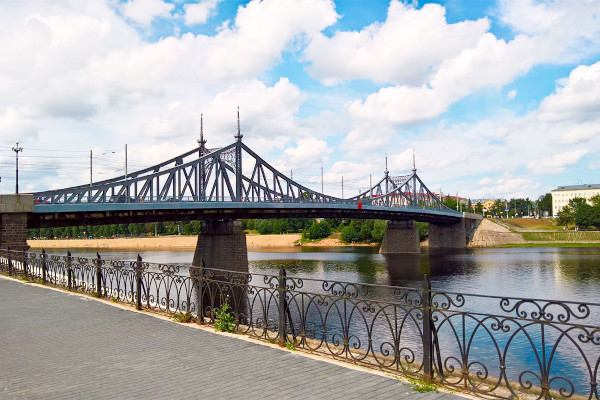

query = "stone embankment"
(468, 218), (526, 247)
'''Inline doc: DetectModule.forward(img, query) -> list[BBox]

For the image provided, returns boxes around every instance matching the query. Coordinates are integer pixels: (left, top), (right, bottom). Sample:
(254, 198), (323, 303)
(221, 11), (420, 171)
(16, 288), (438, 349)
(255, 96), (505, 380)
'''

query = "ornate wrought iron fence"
(1, 248), (599, 400)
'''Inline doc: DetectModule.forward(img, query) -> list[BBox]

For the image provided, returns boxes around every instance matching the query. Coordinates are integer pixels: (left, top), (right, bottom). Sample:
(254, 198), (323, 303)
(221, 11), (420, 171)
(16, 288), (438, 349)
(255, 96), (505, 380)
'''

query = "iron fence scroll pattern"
(1, 248), (599, 400)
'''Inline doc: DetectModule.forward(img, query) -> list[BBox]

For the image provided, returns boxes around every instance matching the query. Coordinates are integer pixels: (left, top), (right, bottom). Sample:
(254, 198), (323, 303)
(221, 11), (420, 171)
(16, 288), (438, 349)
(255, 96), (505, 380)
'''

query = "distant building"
(551, 184), (600, 215)
(482, 200), (496, 212)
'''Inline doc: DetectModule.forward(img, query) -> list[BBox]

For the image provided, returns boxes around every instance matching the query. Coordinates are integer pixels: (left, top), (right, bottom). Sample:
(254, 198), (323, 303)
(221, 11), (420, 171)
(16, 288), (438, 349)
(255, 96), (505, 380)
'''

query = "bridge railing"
(2, 248), (598, 400)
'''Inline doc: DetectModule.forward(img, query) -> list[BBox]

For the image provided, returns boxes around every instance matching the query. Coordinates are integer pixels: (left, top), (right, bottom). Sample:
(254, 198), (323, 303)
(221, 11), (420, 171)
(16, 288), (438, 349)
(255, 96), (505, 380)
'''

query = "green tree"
(371, 220), (387, 241)
(538, 193), (552, 216)
(556, 206), (574, 226)
(307, 221), (331, 239)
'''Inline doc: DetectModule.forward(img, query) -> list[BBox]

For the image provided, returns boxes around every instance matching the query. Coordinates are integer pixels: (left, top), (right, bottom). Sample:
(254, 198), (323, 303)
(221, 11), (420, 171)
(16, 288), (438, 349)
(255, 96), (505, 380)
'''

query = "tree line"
(442, 193), (553, 217)
(28, 218), (417, 244)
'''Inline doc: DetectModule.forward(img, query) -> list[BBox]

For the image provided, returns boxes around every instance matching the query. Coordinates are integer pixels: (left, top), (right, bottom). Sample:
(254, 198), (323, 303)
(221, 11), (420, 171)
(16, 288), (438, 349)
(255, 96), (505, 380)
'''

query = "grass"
(522, 231), (600, 241)
(498, 243), (600, 248)
(285, 340), (296, 351)
(502, 218), (558, 230)
(404, 377), (438, 393)
(170, 311), (196, 323)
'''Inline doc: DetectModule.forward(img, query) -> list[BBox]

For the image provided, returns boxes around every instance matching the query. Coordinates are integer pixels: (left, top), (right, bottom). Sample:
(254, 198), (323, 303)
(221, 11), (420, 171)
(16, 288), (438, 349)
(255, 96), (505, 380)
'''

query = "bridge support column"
(0, 195), (33, 252)
(192, 220), (248, 324)
(428, 221), (467, 249)
(192, 220), (248, 271)
(379, 220), (420, 254)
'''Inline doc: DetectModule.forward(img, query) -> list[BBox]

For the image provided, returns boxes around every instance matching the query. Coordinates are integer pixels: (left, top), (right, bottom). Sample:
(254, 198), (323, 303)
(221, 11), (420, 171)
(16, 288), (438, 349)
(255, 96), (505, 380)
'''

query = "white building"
(551, 184), (600, 215)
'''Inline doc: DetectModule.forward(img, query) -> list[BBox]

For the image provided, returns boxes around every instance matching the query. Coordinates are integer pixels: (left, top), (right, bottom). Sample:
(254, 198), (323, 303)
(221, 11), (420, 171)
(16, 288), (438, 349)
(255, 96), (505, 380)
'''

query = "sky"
(0, 0), (600, 201)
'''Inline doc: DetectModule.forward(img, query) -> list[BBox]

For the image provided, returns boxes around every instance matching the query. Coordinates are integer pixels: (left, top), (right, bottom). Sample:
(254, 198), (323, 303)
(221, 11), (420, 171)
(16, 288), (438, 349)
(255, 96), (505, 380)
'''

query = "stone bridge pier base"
(428, 221), (467, 249)
(0, 195), (33, 252)
(191, 219), (248, 322)
(192, 220), (248, 271)
(428, 214), (482, 249)
(379, 220), (420, 254)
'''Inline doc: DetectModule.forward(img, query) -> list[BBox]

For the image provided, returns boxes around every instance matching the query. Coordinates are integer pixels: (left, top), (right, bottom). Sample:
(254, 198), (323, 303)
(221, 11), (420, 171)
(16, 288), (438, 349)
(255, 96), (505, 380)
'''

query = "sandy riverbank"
(28, 234), (302, 250)
(27, 233), (379, 250)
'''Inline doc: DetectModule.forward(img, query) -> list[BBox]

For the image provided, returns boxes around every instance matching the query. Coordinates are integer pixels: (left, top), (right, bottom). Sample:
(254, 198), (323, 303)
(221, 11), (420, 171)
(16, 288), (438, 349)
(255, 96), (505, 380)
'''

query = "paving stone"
(0, 278), (467, 400)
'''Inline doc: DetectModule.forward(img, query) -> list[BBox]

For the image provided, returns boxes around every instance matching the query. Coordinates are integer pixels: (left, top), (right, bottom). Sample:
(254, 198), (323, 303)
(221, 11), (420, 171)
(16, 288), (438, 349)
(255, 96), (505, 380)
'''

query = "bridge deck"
(30, 202), (463, 228)
(0, 277), (464, 400)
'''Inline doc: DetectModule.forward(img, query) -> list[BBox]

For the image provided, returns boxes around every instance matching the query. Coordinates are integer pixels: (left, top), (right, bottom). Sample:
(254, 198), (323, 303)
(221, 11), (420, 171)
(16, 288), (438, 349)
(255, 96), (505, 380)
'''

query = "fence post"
(422, 274), (433, 382)
(196, 260), (205, 325)
(23, 248), (28, 279)
(277, 267), (287, 347)
(136, 254), (142, 310)
(95, 252), (103, 297)
(41, 249), (47, 284)
(7, 247), (12, 276)
(67, 251), (72, 290)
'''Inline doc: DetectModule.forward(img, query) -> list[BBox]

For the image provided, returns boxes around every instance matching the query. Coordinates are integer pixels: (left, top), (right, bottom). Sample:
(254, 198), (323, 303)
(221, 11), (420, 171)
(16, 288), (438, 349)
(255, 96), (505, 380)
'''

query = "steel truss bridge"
(29, 134), (462, 228)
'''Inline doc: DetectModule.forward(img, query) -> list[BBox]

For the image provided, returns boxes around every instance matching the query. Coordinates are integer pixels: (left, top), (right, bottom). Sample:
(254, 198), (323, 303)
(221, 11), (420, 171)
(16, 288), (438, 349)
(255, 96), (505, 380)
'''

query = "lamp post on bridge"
(11, 141), (23, 194)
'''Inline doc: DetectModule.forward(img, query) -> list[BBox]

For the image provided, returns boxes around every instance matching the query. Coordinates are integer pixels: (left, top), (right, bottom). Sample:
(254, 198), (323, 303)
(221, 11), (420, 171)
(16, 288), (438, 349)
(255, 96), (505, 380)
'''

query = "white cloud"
(464, 174), (541, 199)
(539, 62), (600, 122)
(324, 1), (600, 128)
(276, 137), (333, 172)
(0, 0), (337, 191)
(184, 0), (221, 25)
(526, 149), (589, 175)
(589, 161), (600, 170)
(507, 89), (517, 100)
(499, 0), (564, 35)
(122, 0), (174, 26)
(305, 1), (488, 86)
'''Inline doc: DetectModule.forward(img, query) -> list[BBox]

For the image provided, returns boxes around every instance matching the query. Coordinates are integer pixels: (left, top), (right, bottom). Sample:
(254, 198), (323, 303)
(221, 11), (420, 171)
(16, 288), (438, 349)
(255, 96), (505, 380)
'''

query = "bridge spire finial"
(412, 149), (416, 173)
(384, 153), (389, 177)
(235, 106), (243, 142)
(197, 114), (207, 150)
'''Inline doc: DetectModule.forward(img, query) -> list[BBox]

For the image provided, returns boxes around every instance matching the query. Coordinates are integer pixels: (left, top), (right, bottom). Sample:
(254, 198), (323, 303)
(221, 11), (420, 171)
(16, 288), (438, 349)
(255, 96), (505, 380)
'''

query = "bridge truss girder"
(32, 138), (456, 217)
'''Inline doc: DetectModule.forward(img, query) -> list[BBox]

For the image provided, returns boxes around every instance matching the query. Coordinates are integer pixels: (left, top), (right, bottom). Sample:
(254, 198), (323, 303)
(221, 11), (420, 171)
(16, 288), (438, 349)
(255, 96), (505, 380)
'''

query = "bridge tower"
(235, 107), (243, 203)
(192, 109), (248, 272)
(197, 114), (207, 202)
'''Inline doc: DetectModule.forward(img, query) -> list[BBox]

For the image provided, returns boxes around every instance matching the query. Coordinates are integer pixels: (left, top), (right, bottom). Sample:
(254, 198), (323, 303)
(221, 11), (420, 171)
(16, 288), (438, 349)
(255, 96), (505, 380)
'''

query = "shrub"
(307, 221), (331, 239)
(214, 297), (236, 332)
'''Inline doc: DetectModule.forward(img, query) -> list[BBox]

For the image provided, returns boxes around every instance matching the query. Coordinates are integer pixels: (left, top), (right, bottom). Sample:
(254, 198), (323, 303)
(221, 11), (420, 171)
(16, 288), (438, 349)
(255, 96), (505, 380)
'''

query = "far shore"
(28, 234), (379, 251)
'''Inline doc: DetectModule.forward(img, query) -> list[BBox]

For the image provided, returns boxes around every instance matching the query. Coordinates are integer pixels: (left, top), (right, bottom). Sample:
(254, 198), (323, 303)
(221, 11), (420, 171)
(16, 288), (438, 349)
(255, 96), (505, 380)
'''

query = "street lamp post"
(11, 141), (23, 194)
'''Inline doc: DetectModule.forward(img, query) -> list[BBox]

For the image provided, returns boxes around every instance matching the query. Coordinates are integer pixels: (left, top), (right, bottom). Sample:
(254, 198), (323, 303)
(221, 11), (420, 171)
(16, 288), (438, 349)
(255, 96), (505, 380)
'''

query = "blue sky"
(0, 0), (600, 200)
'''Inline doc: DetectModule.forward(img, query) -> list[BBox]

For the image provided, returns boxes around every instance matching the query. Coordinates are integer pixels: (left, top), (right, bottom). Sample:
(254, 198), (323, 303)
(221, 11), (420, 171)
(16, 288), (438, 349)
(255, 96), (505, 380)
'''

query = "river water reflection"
(45, 246), (600, 303)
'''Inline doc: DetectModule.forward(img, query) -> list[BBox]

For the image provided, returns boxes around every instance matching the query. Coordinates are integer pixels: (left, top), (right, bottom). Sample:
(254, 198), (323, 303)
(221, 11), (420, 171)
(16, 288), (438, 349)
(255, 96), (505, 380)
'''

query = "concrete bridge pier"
(428, 214), (482, 249)
(379, 220), (421, 254)
(428, 221), (466, 249)
(0, 194), (33, 252)
(191, 219), (249, 323)
(191, 220), (248, 271)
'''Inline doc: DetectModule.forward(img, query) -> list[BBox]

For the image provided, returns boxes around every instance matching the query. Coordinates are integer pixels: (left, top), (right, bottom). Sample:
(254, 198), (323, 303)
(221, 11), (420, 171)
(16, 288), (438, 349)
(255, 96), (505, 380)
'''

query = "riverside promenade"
(0, 277), (464, 400)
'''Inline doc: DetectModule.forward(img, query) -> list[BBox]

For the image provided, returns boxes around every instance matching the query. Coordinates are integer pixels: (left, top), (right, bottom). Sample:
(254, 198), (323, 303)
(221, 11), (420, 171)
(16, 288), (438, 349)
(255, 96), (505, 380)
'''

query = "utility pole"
(125, 144), (129, 202)
(342, 176), (344, 199)
(369, 174), (372, 198)
(89, 150), (93, 202)
(11, 141), (23, 194)
(321, 166), (323, 193)
(291, 169), (293, 180)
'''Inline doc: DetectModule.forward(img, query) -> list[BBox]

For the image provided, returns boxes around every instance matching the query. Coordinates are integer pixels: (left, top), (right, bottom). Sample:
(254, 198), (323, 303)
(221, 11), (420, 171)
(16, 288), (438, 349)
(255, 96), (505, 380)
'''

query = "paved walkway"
(0, 278), (465, 400)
